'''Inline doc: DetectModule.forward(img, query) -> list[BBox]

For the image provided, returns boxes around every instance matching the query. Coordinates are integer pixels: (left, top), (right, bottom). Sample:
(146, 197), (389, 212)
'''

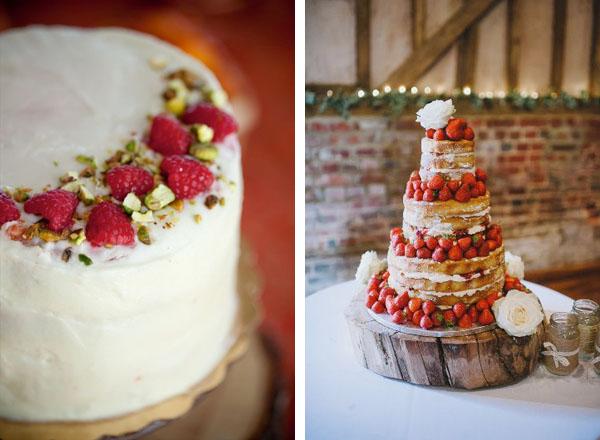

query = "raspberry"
(464, 126), (475, 140)
(85, 202), (134, 247)
(445, 118), (466, 140)
(105, 165), (154, 201)
(426, 128), (435, 138)
(182, 102), (238, 142)
(428, 174), (444, 190)
(433, 129), (446, 140)
(160, 155), (215, 199)
(148, 114), (193, 156)
(0, 192), (20, 226)
(24, 189), (78, 232)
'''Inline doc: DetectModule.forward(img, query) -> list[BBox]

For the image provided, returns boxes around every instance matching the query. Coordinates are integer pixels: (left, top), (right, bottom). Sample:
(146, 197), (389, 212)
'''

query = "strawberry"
(414, 189), (423, 201)
(412, 310), (425, 326)
(461, 172), (477, 188)
(425, 236), (438, 250)
(397, 291), (410, 309)
(476, 299), (490, 311)
(428, 174), (444, 190)
(487, 240), (498, 251)
(371, 300), (385, 314)
(475, 167), (487, 182)
(458, 314), (472, 328)
(390, 227), (402, 240)
(416, 247), (431, 259)
(426, 128), (435, 139)
(447, 180), (460, 193)
(433, 129), (446, 141)
(420, 181), (428, 192)
(105, 165), (154, 201)
(392, 309), (408, 324)
(431, 311), (444, 327)
(379, 287), (395, 302)
(487, 227), (500, 241)
(422, 300), (436, 316)
(476, 181), (486, 196)
(0, 192), (20, 226)
(438, 185), (452, 201)
(454, 184), (471, 202)
(464, 247), (478, 259)
(148, 114), (193, 156)
(367, 276), (380, 292)
(365, 292), (377, 309)
(472, 233), (483, 248)
(160, 155), (215, 199)
(419, 315), (433, 330)
(85, 201), (134, 247)
(382, 271), (390, 281)
(478, 241), (490, 257)
(438, 237), (453, 250)
(24, 189), (78, 232)
(445, 118), (466, 140)
(457, 236), (472, 250)
(394, 242), (406, 256)
(414, 238), (425, 249)
(182, 102), (238, 142)
(432, 247), (447, 262)
(468, 306), (479, 323)
(403, 306), (414, 321)
(478, 308), (495, 325)
(448, 245), (463, 261)
(453, 302), (466, 319)
(410, 170), (421, 181)
(423, 189), (435, 202)
(470, 186), (480, 198)
(378, 280), (387, 290)
(463, 126), (475, 140)
(405, 244), (416, 258)
(408, 297), (422, 313)
(486, 292), (500, 307)
(406, 185), (415, 198)
(443, 310), (457, 327)
(386, 295), (401, 315)
(412, 180), (421, 191)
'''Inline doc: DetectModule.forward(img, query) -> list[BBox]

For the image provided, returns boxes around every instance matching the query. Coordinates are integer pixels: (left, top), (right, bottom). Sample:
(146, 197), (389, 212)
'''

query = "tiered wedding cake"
(0, 27), (242, 422)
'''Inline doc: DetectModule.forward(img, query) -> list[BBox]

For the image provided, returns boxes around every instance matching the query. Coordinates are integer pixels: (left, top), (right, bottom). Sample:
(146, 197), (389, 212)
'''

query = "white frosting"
(415, 99), (455, 129)
(403, 222), (486, 239)
(504, 250), (525, 279)
(492, 290), (544, 337)
(402, 208), (491, 228)
(0, 27), (242, 422)
(355, 251), (387, 284)
(389, 272), (504, 297)
(398, 269), (491, 283)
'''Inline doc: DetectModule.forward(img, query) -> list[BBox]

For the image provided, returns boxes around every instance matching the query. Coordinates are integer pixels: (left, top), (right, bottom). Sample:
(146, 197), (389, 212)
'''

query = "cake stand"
(345, 289), (544, 389)
(0, 243), (263, 440)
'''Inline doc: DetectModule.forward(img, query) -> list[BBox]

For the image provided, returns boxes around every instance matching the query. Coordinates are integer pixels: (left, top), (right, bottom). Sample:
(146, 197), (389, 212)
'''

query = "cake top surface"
(0, 26), (241, 267)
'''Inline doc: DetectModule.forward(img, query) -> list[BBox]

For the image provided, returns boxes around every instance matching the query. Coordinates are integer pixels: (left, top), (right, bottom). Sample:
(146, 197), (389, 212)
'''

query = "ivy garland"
(305, 88), (600, 118)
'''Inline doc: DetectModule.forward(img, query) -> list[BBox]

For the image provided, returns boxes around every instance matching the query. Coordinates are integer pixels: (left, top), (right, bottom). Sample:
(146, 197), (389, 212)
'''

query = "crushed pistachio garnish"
(78, 254), (93, 266)
(191, 124), (214, 143)
(69, 229), (86, 245)
(53, 160), (59, 167)
(125, 140), (138, 153)
(166, 69), (199, 89)
(170, 199), (184, 212)
(137, 225), (151, 245)
(145, 184), (176, 211)
(39, 229), (65, 242)
(61, 248), (72, 262)
(194, 214), (202, 224)
(165, 97), (186, 116)
(79, 166), (96, 178)
(204, 194), (219, 209)
(23, 223), (41, 241)
(78, 185), (95, 205)
(61, 181), (80, 193)
(75, 155), (97, 170)
(11, 187), (31, 203)
(123, 193), (142, 214)
(132, 211), (154, 223)
(219, 197), (226, 207)
(206, 88), (227, 107)
(190, 144), (218, 162)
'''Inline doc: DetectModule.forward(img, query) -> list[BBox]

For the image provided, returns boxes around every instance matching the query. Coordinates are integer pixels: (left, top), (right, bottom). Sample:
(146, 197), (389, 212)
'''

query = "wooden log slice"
(345, 291), (544, 390)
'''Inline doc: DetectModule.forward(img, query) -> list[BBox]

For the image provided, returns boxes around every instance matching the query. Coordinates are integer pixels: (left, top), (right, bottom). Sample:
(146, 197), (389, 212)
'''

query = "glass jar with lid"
(571, 299), (600, 361)
(594, 327), (600, 376)
(542, 312), (580, 376)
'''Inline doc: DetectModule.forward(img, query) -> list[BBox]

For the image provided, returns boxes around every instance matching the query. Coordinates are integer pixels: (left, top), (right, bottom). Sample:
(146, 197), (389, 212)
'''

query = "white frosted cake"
(0, 26), (243, 422)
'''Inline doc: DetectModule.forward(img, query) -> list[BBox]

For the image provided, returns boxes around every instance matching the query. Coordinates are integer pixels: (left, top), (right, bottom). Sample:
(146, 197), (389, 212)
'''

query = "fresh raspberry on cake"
(182, 102), (238, 142)
(85, 201), (135, 247)
(106, 165), (154, 201)
(24, 189), (78, 232)
(0, 192), (20, 226)
(160, 155), (215, 199)
(148, 114), (193, 156)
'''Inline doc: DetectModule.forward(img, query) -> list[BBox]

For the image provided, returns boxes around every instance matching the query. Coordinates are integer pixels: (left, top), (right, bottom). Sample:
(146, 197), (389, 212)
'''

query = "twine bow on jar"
(541, 342), (580, 368)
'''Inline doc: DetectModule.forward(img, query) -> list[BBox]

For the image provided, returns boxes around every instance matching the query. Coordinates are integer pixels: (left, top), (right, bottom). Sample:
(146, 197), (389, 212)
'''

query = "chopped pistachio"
(191, 124), (214, 143)
(132, 211), (154, 223)
(75, 155), (97, 169)
(69, 229), (86, 245)
(125, 140), (138, 153)
(137, 225), (151, 245)
(39, 229), (63, 242)
(193, 214), (202, 224)
(123, 193), (142, 214)
(167, 78), (188, 96)
(12, 187), (31, 202)
(53, 160), (59, 167)
(145, 184), (176, 210)
(79, 166), (96, 178)
(78, 253), (93, 266)
(219, 197), (225, 206)
(170, 199), (184, 212)
(206, 88), (227, 107)
(190, 144), (218, 162)
(78, 185), (95, 205)
(120, 153), (133, 164)
(61, 181), (81, 193)
(166, 69), (199, 89)
(62, 248), (72, 262)
(204, 194), (219, 209)
(165, 96), (186, 116)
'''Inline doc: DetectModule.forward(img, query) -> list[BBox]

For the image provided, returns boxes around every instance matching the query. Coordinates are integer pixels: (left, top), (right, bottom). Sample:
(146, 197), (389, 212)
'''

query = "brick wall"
(305, 113), (600, 294)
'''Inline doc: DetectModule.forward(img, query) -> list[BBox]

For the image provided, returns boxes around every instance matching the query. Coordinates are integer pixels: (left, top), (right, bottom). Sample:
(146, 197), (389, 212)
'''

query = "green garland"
(305, 88), (600, 118)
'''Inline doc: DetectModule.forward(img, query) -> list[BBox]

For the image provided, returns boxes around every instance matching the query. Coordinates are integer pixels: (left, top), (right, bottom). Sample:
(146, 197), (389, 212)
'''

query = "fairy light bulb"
(372, 89), (380, 97)
(410, 86), (418, 94)
(424, 86), (431, 94)
(399, 85), (406, 93)
(357, 89), (365, 98)
(463, 86), (471, 95)
(383, 85), (391, 93)
(326, 89), (333, 97)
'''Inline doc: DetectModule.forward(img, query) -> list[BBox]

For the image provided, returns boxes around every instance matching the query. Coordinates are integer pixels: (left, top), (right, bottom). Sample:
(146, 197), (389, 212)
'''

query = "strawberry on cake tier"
(387, 100), (504, 309)
(0, 26), (243, 422)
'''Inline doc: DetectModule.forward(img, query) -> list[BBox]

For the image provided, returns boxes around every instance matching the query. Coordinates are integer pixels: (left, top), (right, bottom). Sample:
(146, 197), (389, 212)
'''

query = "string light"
(531, 92), (539, 99)
(326, 89), (333, 97)
(399, 85), (406, 93)
(496, 91), (506, 98)
(410, 86), (418, 94)
(463, 86), (471, 95)
(424, 86), (431, 94)
(520, 90), (528, 98)
(383, 85), (391, 93)
(478, 92), (485, 98)
(372, 89), (380, 97)
(357, 89), (365, 98)
(485, 91), (494, 99)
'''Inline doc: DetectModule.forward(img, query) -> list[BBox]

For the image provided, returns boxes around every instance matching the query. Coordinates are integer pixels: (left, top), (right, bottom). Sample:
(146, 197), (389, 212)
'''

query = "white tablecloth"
(306, 281), (600, 440)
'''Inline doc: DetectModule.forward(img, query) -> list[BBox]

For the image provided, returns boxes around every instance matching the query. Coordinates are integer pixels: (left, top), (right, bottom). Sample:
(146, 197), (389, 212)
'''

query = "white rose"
(415, 99), (456, 130)
(355, 251), (387, 284)
(504, 251), (525, 279)
(492, 290), (544, 337)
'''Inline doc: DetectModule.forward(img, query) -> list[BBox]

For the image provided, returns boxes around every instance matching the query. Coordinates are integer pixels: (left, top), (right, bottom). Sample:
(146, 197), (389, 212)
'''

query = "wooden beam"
(550, 0), (567, 91)
(455, 6), (478, 90)
(591, 0), (600, 95)
(506, 0), (521, 91)
(381, 0), (500, 88)
(356, 0), (371, 88)
(412, 0), (426, 50)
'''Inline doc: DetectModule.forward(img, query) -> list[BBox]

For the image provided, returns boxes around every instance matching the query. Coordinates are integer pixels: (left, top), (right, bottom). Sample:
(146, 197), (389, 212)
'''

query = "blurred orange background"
(0, 0), (294, 436)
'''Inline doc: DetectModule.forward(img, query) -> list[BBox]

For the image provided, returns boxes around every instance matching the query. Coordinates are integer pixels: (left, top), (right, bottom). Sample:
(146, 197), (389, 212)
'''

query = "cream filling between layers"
(396, 268), (491, 283)
(388, 272), (503, 297)
(403, 222), (487, 240)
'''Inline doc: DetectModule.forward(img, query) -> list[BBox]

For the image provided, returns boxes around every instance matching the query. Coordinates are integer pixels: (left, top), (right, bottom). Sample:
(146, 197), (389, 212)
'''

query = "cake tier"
(419, 138), (475, 180)
(0, 27), (242, 422)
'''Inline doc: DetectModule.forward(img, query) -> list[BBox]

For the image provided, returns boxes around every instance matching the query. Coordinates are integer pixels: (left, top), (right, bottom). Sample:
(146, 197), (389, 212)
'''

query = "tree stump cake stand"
(345, 291), (545, 389)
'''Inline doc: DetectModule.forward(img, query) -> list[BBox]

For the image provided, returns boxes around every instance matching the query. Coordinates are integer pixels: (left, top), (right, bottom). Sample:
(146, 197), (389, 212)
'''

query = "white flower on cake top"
(355, 251), (386, 284)
(492, 290), (544, 337)
(504, 250), (525, 279)
(415, 99), (456, 130)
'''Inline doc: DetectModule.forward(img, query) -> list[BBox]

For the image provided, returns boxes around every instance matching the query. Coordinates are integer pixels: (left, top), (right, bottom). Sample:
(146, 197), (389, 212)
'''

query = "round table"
(307, 281), (600, 440)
